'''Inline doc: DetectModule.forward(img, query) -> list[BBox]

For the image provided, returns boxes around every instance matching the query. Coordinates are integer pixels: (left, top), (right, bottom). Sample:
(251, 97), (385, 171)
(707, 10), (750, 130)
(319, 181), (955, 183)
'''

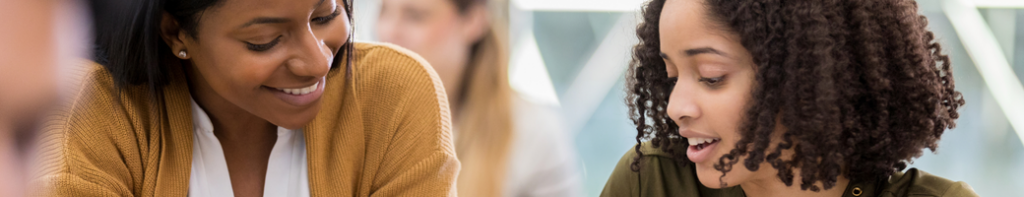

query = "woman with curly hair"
(601, 0), (976, 196)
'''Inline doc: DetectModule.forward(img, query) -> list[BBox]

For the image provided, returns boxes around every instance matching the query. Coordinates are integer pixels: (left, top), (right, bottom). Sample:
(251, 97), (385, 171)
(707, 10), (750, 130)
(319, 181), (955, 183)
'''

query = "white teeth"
(276, 82), (319, 95)
(688, 137), (720, 146)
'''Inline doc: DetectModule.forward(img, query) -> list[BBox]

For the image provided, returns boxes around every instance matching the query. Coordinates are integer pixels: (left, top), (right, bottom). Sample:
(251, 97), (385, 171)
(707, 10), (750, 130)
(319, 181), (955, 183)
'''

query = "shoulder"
(348, 42), (447, 109)
(600, 143), (689, 197)
(344, 41), (454, 151)
(884, 168), (979, 197)
(62, 60), (119, 107)
(351, 42), (442, 89)
(44, 59), (159, 143)
(601, 143), (743, 197)
(606, 142), (684, 179)
(35, 60), (148, 193)
(338, 44), (458, 193)
(609, 142), (681, 171)
(352, 42), (430, 65)
(346, 41), (448, 121)
(46, 60), (143, 135)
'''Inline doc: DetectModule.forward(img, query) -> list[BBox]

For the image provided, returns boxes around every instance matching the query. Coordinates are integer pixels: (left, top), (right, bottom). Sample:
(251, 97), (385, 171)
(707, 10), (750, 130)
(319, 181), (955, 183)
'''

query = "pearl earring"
(178, 51), (187, 58)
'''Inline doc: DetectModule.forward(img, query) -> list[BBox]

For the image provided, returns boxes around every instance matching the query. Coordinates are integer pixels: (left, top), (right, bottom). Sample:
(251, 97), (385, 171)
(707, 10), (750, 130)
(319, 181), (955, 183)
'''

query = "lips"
(685, 136), (721, 163)
(269, 82), (319, 95)
(688, 137), (719, 150)
(263, 78), (326, 107)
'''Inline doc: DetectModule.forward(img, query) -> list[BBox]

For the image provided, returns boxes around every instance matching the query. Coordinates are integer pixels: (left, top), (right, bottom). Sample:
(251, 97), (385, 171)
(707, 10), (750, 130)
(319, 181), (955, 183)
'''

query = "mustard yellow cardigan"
(36, 43), (459, 196)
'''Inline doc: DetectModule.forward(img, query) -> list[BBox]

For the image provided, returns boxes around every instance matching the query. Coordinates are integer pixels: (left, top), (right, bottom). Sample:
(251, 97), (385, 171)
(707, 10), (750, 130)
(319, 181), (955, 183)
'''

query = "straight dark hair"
(90, 0), (355, 96)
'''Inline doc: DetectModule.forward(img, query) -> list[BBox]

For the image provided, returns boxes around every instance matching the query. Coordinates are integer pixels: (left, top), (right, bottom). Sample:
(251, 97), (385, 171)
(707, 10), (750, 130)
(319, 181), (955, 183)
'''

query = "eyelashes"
(663, 76), (725, 88)
(698, 76), (724, 86)
(245, 36), (281, 52)
(243, 6), (341, 52)
(312, 5), (342, 25)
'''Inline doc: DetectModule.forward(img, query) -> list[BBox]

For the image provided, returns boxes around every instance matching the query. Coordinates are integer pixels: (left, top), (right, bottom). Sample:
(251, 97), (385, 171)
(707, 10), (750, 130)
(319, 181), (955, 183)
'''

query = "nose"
(666, 80), (701, 126)
(287, 29), (332, 79)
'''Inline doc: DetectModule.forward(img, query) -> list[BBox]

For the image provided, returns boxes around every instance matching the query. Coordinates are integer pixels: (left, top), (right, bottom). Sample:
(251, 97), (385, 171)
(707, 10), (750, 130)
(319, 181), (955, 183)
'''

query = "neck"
(740, 169), (850, 197)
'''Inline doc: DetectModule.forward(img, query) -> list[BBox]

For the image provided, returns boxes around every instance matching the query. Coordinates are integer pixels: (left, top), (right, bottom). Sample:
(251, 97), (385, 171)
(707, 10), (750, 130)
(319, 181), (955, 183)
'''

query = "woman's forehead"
(203, 0), (335, 21)
(658, 0), (718, 50)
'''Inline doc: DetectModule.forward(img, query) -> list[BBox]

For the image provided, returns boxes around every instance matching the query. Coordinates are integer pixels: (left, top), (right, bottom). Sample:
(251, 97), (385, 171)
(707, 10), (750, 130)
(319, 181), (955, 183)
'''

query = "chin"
(695, 164), (727, 188)
(694, 161), (747, 189)
(269, 107), (321, 130)
(274, 118), (314, 130)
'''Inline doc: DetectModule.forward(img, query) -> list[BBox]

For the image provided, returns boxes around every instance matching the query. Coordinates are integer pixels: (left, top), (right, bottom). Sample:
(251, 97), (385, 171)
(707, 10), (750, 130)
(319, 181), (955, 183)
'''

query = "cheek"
(712, 91), (750, 141)
(324, 15), (351, 53)
(194, 45), (277, 97)
(712, 86), (753, 149)
(710, 71), (757, 143)
(696, 100), (757, 188)
(696, 76), (758, 187)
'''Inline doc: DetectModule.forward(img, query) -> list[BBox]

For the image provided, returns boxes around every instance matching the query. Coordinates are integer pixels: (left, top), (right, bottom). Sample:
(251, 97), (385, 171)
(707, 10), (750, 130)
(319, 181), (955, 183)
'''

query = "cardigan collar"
(153, 61), (354, 196)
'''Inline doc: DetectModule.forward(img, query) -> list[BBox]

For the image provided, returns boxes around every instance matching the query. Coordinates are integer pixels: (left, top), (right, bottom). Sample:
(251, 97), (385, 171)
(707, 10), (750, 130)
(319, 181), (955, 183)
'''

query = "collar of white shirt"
(188, 99), (310, 197)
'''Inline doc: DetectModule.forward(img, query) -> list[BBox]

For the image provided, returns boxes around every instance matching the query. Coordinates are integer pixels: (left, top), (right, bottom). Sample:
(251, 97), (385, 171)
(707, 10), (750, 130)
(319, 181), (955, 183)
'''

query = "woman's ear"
(159, 12), (189, 59)
(460, 4), (490, 44)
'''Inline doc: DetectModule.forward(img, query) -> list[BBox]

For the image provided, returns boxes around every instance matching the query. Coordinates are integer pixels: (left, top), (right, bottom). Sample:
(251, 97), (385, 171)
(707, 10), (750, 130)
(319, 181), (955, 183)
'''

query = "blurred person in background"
(377, 0), (582, 196)
(37, 0), (459, 196)
(602, 0), (977, 196)
(0, 0), (90, 196)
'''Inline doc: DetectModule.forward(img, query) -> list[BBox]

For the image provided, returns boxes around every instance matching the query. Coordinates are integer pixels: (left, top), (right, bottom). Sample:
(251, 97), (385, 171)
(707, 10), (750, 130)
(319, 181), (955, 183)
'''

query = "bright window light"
(509, 32), (561, 107)
(943, 0), (1024, 146)
(972, 0), (1024, 8)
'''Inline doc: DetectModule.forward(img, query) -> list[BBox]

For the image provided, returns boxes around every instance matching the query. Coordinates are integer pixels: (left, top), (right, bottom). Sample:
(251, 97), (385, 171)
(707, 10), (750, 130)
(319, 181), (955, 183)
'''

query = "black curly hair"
(626, 0), (965, 191)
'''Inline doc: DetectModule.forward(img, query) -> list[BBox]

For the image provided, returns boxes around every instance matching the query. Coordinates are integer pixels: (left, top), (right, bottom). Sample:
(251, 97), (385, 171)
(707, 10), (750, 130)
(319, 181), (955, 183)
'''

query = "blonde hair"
(452, 0), (514, 196)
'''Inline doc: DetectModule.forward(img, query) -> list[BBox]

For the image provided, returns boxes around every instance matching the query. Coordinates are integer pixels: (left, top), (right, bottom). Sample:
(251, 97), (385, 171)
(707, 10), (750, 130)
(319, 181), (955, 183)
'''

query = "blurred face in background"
(376, 0), (488, 101)
(0, 0), (90, 196)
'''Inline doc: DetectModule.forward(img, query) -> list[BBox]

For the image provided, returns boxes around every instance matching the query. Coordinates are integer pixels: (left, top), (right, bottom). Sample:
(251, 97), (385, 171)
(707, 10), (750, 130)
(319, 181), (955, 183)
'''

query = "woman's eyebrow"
(683, 47), (729, 57)
(239, 17), (291, 28)
(238, 0), (334, 29)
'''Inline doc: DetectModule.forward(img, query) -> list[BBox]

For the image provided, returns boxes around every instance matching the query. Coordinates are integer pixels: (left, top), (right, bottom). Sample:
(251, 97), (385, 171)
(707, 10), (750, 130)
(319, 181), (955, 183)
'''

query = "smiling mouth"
(688, 137), (721, 151)
(267, 82), (319, 95)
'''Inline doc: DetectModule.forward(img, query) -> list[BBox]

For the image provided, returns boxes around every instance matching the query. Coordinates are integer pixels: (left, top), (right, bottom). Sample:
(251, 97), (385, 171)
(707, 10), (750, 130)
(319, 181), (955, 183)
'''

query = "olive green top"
(601, 143), (979, 197)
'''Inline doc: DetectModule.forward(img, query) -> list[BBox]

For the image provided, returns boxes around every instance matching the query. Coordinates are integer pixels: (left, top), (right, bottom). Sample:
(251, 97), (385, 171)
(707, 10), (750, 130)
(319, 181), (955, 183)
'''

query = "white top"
(188, 99), (310, 197)
(503, 96), (583, 197)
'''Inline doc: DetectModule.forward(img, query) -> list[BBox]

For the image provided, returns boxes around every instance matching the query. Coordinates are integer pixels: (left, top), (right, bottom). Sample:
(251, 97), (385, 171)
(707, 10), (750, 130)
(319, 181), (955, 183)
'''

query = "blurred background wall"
(354, 0), (1024, 196)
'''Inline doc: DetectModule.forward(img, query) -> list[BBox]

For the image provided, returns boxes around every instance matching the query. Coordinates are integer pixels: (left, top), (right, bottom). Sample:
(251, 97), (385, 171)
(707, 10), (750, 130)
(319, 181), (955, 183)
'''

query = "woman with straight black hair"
(37, 0), (459, 196)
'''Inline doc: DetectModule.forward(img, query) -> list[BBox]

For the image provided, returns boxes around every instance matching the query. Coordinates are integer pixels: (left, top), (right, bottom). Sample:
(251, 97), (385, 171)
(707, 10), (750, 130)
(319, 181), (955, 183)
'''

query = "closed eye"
(245, 36), (282, 52)
(698, 76), (724, 87)
(312, 5), (342, 25)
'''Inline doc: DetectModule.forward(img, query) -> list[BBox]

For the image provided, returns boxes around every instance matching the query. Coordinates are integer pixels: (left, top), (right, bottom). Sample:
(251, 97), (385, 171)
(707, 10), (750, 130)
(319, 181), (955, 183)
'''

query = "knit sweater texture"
(35, 42), (460, 197)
